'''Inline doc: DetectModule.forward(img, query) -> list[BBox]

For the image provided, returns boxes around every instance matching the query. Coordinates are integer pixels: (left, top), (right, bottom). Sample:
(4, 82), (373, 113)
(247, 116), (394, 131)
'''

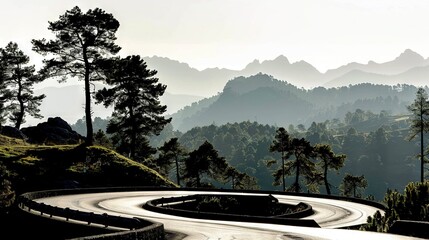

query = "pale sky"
(2, 0), (429, 73)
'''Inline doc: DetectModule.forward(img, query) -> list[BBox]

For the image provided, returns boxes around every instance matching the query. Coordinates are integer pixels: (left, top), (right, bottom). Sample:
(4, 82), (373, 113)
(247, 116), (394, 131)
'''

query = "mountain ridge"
(143, 49), (429, 97)
(26, 49), (429, 128)
(169, 73), (419, 132)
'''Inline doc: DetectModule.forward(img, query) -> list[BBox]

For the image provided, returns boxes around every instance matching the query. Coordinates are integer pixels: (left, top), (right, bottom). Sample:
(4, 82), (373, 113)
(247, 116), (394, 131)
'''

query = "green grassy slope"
(0, 134), (176, 195)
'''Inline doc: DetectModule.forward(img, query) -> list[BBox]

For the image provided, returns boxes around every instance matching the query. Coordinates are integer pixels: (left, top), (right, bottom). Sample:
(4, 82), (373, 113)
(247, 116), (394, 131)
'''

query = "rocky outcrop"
(0, 126), (28, 140)
(21, 117), (84, 145)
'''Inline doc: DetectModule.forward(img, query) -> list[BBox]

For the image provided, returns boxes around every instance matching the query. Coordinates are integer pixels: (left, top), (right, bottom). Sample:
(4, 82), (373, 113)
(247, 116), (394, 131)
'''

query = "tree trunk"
(130, 106), (136, 159)
(83, 47), (93, 146)
(282, 150), (285, 192)
(324, 163), (331, 195)
(196, 173), (200, 188)
(15, 77), (24, 129)
(421, 104), (424, 183)
(295, 158), (300, 193)
(353, 184), (356, 198)
(175, 155), (180, 186)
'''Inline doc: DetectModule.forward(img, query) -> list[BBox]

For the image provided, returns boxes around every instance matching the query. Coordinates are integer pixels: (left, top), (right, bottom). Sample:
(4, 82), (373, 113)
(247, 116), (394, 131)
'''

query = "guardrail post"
(65, 207), (70, 221)
(88, 212), (93, 225)
(18, 188), (168, 240)
(103, 213), (109, 228)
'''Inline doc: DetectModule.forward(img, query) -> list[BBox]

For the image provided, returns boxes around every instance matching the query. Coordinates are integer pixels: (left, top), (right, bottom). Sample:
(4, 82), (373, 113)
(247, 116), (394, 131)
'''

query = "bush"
(361, 181), (429, 233)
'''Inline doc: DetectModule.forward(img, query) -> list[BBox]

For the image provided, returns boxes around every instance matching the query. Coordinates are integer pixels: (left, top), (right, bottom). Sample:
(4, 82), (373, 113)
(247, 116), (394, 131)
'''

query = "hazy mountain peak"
(144, 55), (194, 70)
(324, 48), (428, 85)
(272, 55), (290, 64)
(138, 51), (429, 95)
(221, 73), (298, 97)
(246, 59), (261, 66)
(395, 49), (424, 62)
(293, 60), (315, 67)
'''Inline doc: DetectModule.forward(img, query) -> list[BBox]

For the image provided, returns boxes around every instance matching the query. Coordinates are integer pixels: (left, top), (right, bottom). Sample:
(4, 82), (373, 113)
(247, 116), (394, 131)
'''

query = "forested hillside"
(72, 113), (420, 200)
(170, 73), (420, 132)
(148, 112), (419, 200)
(68, 69), (424, 200)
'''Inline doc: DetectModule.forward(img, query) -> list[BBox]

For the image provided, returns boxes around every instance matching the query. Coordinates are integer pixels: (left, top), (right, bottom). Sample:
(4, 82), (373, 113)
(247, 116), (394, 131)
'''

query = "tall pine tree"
(157, 137), (188, 186)
(32, 6), (121, 145)
(314, 144), (346, 195)
(96, 55), (171, 160)
(1, 42), (45, 129)
(287, 138), (317, 193)
(268, 127), (292, 191)
(183, 141), (228, 188)
(340, 173), (368, 198)
(407, 87), (429, 182)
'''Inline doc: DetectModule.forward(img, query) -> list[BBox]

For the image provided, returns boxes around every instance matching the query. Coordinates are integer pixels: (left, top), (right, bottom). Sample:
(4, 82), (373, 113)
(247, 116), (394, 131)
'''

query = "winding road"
(34, 190), (423, 240)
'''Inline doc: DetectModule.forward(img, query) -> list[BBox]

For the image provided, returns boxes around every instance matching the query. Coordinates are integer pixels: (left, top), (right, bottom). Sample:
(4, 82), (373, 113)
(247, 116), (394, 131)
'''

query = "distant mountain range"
(144, 49), (429, 97)
(26, 49), (429, 128)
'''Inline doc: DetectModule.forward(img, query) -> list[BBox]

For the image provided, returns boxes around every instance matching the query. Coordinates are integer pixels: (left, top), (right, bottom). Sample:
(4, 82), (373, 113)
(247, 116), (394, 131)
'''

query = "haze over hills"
(27, 49), (429, 128)
(144, 49), (429, 97)
(170, 73), (419, 132)
(323, 49), (429, 81)
(29, 84), (204, 127)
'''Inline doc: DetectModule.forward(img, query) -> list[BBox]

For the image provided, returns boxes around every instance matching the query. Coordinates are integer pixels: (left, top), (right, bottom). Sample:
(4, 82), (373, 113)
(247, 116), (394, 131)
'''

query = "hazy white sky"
(2, 0), (429, 73)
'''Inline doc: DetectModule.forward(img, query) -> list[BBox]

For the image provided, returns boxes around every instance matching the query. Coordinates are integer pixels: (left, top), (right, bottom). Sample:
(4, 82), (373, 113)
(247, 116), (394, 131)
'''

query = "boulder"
(0, 126), (28, 140)
(21, 117), (85, 145)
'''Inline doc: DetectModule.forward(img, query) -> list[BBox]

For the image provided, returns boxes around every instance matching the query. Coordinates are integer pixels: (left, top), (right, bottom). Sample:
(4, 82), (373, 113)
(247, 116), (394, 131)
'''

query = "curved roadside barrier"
(143, 194), (320, 228)
(17, 188), (165, 240)
(18, 186), (388, 239)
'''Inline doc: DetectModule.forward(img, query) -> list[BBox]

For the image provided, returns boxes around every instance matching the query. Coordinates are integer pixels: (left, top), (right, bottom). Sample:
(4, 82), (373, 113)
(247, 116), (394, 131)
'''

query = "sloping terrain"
(0, 135), (176, 194)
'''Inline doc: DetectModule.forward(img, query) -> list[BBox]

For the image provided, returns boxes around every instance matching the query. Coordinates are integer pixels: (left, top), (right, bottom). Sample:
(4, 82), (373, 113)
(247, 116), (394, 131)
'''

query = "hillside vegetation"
(0, 134), (176, 196)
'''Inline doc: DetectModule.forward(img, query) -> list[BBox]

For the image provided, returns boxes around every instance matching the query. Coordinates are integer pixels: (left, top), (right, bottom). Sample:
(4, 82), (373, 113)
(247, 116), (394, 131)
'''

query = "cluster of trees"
(145, 124), (366, 193)
(153, 138), (258, 189)
(344, 109), (391, 126)
(71, 101), (423, 200)
(0, 42), (45, 129)
(361, 181), (429, 233)
(267, 127), (368, 197)
(0, 6), (171, 161)
(70, 111), (419, 199)
(268, 127), (339, 193)
(31, 6), (171, 151)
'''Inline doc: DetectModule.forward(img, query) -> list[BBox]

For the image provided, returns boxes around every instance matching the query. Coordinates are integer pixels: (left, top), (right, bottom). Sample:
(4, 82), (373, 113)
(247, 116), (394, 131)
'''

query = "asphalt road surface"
(35, 190), (424, 240)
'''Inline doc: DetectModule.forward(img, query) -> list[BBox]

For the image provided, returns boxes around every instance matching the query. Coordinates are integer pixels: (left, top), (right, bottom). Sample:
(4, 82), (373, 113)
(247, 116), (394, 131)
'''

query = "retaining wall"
(143, 194), (318, 227)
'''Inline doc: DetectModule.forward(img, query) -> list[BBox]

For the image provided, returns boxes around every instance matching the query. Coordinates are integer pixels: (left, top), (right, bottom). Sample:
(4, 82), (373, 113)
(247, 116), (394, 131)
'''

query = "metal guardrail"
(16, 186), (387, 239)
(17, 189), (165, 240)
